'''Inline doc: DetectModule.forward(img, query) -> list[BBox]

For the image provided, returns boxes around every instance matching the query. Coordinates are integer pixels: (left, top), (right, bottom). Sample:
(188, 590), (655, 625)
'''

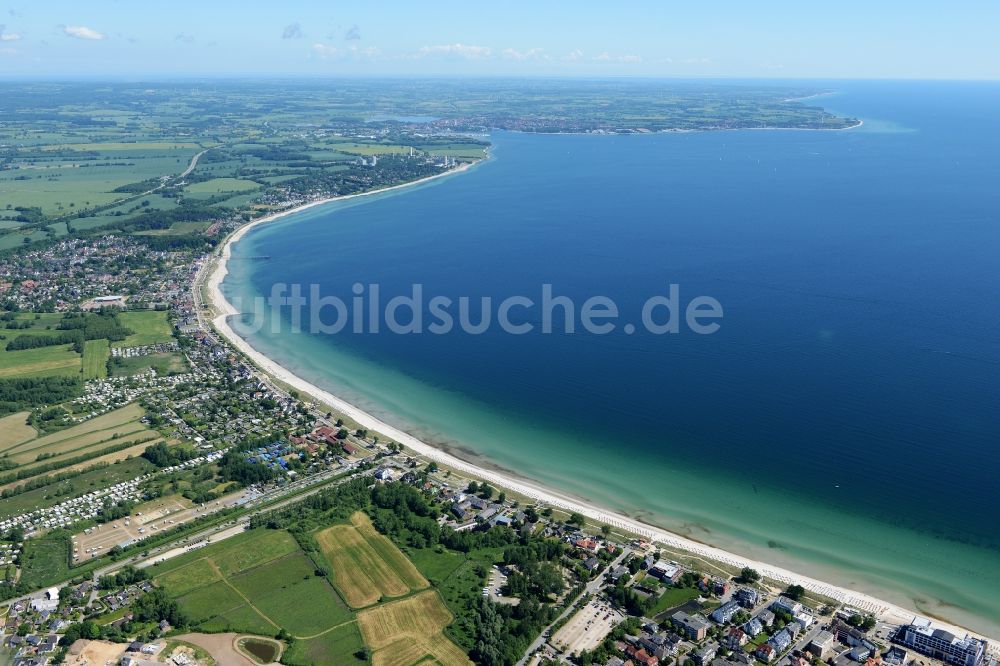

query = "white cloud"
(563, 49), (584, 62)
(0, 46), (17, 56)
(419, 43), (492, 59)
(311, 43), (380, 60)
(174, 32), (195, 44)
(282, 22), (302, 40)
(594, 51), (642, 63)
(64, 25), (105, 40)
(501, 47), (547, 62)
(0, 25), (21, 41)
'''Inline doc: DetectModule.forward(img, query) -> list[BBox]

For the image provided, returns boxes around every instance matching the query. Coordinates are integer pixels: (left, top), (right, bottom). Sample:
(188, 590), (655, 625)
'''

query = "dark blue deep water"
(225, 81), (1000, 634)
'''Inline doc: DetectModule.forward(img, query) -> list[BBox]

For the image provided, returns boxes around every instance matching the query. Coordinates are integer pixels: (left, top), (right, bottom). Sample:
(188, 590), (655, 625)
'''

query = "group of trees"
(217, 449), (279, 486)
(97, 565), (149, 590)
(94, 498), (137, 524)
(4, 330), (80, 351)
(56, 311), (133, 342)
(141, 441), (198, 468)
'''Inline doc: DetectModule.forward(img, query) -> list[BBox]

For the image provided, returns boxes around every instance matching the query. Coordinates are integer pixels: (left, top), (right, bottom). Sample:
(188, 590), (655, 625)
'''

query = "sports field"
(358, 591), (470, 666)
(315, 511), (428, 608)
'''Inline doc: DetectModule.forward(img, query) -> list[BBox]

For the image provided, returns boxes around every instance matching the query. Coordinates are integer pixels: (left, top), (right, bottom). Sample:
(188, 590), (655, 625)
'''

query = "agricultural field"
(113, 311), (174, 348)
(357, 591), (470, 666)
(315, 511), (428, 608)
(148, 517), (471, 664)
(0, 403), (155, 467)
(82, 339), (109, 379)
(0, 411), (36, 449)
(184, 178), (260, 195)
(149, 528), (353, 639)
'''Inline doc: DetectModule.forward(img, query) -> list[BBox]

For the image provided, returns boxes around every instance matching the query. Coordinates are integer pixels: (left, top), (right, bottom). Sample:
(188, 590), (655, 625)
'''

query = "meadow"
(82, 339), (110, 380)
(113, 311), (174, 348)
(148, 515), (470, 664)
(0, 412), (35, 449)
(0, 314), (83, 379)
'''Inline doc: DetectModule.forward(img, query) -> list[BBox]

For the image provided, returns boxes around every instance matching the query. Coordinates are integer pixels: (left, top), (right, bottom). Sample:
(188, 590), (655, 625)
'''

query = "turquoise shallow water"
(223, 80), (1000, 637)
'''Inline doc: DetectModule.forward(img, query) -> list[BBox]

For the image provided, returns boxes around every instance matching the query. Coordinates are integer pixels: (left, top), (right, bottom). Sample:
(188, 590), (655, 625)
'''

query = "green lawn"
(82, 339), (110, 379)
(649, 586), (701, 616)
(114, 311), (174, 348)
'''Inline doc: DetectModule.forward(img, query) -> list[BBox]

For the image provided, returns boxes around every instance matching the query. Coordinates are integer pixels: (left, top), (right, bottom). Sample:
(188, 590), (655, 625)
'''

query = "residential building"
(807, 631), (835, 660)
(672, 611), (712, 641)
(734, 587), (760, 609)
(711, 600), (742, 625)
(693, 642), (719, 666)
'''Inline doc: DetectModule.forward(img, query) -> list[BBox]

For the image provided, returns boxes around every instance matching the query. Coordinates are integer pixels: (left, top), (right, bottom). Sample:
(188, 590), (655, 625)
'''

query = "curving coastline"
(201, 164), (996, 649)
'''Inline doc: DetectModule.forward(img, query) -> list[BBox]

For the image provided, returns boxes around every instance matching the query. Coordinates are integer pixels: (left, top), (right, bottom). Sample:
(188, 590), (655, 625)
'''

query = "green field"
(108, 351), (188, 377)
(0, 344), (81, 379)
(185, 177), (259, 194)
(150, 528), (354, 639)
(649, 585), (701, 617)
(82, 339), (110, 379)
(282, 622), (366, 666)
(113, 311), (174, 348)
(18, 534), (71, 589)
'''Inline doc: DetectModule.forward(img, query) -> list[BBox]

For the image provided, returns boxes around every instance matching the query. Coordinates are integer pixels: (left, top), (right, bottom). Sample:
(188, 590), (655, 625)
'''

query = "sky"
(0, 0), (998, 80)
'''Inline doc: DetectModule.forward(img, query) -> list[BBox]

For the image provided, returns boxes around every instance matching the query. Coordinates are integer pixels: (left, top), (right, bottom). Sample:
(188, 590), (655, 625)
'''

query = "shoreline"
(201, 164), (994, 648)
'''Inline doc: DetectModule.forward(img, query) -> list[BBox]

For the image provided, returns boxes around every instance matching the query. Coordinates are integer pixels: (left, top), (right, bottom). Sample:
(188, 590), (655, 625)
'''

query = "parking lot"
(484, 565), (520, 606)
(72, 491), (246, 560)
(551, 598), (625, 654)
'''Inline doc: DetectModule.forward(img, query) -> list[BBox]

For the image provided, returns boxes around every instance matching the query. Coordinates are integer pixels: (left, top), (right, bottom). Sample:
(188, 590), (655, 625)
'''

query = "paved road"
(517, 547), (631, 666)
(178, 149), (208, 179)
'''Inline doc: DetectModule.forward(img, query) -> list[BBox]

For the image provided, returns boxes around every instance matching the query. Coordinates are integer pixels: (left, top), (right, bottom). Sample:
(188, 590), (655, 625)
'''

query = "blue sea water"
(223, 80), (1000, 636)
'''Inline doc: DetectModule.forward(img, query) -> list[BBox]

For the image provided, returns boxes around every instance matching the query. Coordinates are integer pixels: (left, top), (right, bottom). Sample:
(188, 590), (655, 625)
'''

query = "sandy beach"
(201, 164), (995, 649)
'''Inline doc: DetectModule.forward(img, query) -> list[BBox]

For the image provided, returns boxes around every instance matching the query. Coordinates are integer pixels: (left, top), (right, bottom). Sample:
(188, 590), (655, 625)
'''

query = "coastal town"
(0, 167), (995, 666)
(0, 80), (995, 666)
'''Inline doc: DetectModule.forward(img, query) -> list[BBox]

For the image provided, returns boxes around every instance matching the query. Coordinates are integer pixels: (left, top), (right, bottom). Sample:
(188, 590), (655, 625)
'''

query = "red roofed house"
(625, 645), (659, 666)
